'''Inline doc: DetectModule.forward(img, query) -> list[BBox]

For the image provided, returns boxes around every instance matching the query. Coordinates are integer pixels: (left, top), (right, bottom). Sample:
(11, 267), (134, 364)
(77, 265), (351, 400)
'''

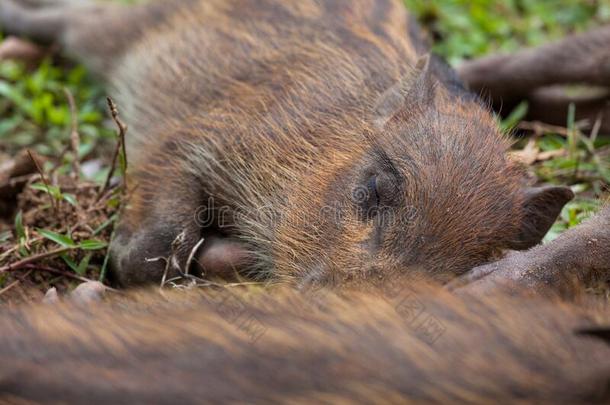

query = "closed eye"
(368, 175), (380, 207)
(363, 131), (404, 186)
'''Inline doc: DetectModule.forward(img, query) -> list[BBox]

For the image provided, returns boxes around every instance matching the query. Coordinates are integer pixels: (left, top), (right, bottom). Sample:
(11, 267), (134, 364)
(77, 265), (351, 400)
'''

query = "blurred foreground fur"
(1, 281), (609, 404)
(0, 2), (609, 403)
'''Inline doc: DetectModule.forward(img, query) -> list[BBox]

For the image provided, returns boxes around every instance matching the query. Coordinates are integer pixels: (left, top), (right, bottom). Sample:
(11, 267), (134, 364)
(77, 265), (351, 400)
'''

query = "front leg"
(109, 170), (205, 287)
(448, 207), (610, 297)
(109, 159), (254, 287)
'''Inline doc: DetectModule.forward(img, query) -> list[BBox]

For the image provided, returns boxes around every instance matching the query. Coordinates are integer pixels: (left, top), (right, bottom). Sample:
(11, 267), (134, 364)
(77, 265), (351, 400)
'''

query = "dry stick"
(97, 140), (120, 201)
(160, 231), (186, 289)
(0, 236), (44, 263)
(517, 121), (572, 137)
(98, 133), (121, 198)
(0, 246), (73, 273)
(185, 237), (205, 277)
(27, 149), (57, 214)
(98, 97), (128, 199)
(0, 279), (21, 296)
(107, 97), (128, 174)
(63, 87), (81, 178)
(20, 264), (120, 292)
(0, 270), (33, 297)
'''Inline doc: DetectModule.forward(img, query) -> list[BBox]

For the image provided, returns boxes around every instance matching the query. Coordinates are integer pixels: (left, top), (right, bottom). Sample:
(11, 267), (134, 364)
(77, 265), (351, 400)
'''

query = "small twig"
(153, 231), (188, 289)
(194, 280), (265, 289)
(107, 97), (129, 173)
(0, 236), (43, 263)
(97, 97), (128, 200)
(98, 133), (121, 199)
(0, 279), (21, 296)
(146, 256), (171, 289)
(27, 149), (57, 214)
(19, 264), (120, 293)
(0, 269), (34, 298)
(63, 87), (81, 178)
(162, 271), (265, 290)
(166, 232), (184, 287)
(0, 246), (73, 273)
(185, 237), (205, 276)
(98, 228), (116, 283)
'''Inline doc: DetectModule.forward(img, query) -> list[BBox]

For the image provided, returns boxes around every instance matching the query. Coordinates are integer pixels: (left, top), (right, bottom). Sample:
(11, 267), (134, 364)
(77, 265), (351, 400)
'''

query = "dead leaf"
(510, 139), (539, 165)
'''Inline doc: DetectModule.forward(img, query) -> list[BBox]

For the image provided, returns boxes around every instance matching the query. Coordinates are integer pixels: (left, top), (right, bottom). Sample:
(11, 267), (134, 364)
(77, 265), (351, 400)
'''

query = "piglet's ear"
(373, 54), (434, 128)
(508, 186), (574, 250)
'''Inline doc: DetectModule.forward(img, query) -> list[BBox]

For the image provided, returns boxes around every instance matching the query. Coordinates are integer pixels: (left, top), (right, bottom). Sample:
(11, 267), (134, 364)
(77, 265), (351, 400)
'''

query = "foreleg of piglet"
(448, 206), (610, 297)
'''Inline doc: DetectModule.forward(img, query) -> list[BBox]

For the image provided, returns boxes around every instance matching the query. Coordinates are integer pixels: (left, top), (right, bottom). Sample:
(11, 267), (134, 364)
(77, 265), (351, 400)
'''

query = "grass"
(406, 0), (610, 65)
(0, 0), (608, 300)
(0, 52), (123, 300)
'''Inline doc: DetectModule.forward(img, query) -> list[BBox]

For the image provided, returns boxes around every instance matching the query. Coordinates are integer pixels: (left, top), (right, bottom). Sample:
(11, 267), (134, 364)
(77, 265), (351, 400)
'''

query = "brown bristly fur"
(0, 281), (609, 404)
(0, 0), (574, 286)
(2, 0), (584, 291)
(0, 2), (607, 403)
(99, 0), (528, 285)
